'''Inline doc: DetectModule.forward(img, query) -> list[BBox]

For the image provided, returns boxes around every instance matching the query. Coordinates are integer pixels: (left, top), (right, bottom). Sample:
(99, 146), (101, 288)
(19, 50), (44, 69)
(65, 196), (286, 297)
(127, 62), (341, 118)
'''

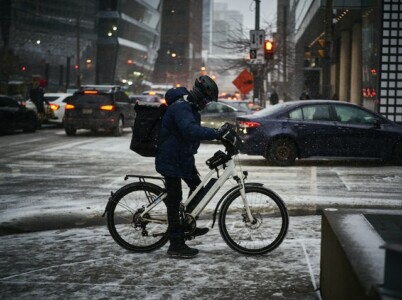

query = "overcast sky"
(223, 0), (277, 31)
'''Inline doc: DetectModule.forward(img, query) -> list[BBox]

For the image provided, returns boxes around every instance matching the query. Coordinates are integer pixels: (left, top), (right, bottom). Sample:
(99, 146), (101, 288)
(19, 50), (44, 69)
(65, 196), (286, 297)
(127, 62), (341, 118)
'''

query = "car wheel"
(113, 117), (123, 137)
(392, 141), (402, 165)
(267, 138), (297, 166)
(23, 115), (37, 133)
(65, 127), (77, 136)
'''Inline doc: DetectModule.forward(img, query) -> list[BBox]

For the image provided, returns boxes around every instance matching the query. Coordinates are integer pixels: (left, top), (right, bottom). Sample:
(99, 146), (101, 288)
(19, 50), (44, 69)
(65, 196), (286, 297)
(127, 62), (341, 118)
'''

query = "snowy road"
(0, 127), (401, 233)
(1, 127), (401, 299)
(0, 217), (321, 300)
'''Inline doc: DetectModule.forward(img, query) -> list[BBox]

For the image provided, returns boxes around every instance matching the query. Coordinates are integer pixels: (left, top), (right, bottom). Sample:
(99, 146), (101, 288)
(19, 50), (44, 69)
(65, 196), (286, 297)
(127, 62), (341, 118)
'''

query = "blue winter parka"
(155, 98), (218, 179)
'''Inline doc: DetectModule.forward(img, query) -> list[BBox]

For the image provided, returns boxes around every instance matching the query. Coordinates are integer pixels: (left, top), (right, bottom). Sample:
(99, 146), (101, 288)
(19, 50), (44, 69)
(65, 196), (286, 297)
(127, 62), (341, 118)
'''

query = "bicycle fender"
(211, 182), (263, 228)
(102, 191), (115, 217)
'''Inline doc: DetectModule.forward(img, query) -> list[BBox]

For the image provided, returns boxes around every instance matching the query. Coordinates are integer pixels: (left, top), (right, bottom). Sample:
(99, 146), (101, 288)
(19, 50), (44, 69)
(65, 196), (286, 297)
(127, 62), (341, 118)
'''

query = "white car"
(45, 93), (73, 124)
(26, 93), (72, 125)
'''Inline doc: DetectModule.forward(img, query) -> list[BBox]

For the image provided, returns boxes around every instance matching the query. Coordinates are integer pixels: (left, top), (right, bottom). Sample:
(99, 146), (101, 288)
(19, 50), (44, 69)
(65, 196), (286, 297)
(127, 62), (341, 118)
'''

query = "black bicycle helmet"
(194, 75), (219, 101)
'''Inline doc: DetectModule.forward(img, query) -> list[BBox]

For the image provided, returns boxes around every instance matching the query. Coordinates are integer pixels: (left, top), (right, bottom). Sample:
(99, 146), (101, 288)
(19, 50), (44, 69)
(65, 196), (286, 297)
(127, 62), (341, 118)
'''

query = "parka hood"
(164, 87), (189, 105)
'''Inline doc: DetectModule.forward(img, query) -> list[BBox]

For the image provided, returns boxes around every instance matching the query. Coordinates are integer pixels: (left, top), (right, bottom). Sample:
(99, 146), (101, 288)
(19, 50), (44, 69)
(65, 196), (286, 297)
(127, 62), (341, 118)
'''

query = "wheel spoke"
(107, 183), (168, 252)
(219, 186), (288, 255)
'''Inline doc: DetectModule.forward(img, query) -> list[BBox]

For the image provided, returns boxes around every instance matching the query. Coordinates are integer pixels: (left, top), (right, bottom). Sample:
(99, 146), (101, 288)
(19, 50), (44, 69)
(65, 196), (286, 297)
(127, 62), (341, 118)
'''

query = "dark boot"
(185, 227), (209, 238)
(167, 228), (199, 258)
(167, 238), (199, 258)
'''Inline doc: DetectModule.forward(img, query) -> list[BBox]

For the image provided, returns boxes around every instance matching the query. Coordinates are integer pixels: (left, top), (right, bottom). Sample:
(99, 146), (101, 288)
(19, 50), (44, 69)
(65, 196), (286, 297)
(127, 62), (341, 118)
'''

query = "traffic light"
(264, 40), (275, 60)
(318, 38), (325, 58)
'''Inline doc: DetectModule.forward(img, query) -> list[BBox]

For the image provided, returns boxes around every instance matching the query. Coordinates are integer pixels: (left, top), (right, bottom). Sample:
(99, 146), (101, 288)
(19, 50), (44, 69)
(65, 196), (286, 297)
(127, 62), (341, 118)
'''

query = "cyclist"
(155, 76), (227, 258)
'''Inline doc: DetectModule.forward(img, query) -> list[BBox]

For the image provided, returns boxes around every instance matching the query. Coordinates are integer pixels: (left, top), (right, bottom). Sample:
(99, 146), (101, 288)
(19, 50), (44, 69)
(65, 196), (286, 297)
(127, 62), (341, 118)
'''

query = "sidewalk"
(0, 217), (322, 300)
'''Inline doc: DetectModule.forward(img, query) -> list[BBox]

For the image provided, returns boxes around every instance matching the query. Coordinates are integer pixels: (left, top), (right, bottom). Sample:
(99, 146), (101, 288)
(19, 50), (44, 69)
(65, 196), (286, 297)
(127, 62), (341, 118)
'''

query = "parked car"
(129, 94), (163, 106)
(141, 90), (167, 105)
(45, 93), (73, 125)
(0, 95), (37, 133)
(200, 99), (254, 128)
(63, 85), (135, 136)
(220, 99), (262, 112)
(26, 93), (72, 125)
(142, 90), (165, 98)
(25, 98), (53, 125)
(237, 100), (402, 166)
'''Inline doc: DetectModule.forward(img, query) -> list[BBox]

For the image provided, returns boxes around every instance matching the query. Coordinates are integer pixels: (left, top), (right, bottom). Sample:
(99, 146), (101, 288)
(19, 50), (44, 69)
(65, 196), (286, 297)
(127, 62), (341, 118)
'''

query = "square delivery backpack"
(130, 103), (166, 157)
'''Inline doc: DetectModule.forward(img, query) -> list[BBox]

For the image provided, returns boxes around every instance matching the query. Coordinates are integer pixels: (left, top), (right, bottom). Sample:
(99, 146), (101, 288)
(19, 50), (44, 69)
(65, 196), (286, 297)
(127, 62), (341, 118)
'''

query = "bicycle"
(103, 128), (289, 255)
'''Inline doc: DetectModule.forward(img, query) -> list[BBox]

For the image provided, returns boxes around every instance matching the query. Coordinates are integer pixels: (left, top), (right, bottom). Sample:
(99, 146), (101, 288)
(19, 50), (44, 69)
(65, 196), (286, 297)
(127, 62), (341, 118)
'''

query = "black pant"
(164, 168), (201, 240)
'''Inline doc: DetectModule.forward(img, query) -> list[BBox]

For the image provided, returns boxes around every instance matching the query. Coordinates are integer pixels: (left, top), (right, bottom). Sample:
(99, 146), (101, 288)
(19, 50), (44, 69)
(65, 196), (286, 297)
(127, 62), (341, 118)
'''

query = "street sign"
(232, 69), (253, 94)
(250, 49), (257, 59)
(250, 50), (264, 64)
(249, 29), (265, 65)
(250, 30), (265, 50)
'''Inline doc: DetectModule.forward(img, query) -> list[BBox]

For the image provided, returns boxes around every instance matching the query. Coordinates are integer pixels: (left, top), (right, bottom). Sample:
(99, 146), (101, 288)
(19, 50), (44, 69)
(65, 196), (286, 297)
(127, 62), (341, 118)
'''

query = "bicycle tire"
(218, 186), (289, 255)
(107, 182), (169, 252)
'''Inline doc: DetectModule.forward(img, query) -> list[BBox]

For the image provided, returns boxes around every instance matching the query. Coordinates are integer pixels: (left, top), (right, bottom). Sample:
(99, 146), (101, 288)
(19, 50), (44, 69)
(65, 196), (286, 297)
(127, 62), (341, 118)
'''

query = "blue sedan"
(236, 100), (402, 166)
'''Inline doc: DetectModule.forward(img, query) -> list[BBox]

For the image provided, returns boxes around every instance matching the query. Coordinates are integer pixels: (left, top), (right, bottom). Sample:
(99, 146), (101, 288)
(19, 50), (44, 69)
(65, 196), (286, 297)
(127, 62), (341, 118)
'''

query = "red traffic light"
(264, 40), (275, 60)
(265, 41), (273, 51)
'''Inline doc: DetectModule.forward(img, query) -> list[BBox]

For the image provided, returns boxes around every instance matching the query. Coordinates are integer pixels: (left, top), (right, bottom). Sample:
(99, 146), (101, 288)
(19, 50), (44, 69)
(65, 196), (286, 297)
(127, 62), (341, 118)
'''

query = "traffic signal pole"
(252, 0), (264, 107)
(322, 0), (333, 99)
(254, 0), (260, 30)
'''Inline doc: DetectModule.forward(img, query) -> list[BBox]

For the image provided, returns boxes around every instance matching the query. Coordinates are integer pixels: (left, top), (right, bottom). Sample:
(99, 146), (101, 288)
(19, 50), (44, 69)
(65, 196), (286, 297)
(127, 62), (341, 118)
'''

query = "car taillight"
(49, 103), (60, 111)
(100, 105), (115, 111)
(84, 90), (98, 94)
(238, 121), (261, 128)
(65, 104), (75, 110)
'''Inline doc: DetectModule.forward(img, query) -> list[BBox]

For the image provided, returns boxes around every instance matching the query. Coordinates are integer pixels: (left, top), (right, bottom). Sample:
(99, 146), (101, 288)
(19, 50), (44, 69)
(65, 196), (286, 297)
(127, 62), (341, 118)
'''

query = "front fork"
(235, 174), (257, 225)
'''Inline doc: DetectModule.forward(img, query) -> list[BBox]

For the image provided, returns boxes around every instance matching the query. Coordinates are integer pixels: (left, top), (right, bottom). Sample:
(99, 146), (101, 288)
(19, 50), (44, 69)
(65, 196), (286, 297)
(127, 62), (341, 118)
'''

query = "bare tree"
(206, 16), (296, 104)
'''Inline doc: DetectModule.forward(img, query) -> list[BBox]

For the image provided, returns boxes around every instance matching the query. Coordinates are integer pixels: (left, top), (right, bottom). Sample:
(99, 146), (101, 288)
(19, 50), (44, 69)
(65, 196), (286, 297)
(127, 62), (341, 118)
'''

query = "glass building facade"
(0, 0), (162, 94)
(153, 0), (203, 88)
(290, 0), (402, 122)
(96, 0), (162, 92)
(377, 0), (402, 123)
(1, 0), (97, 92)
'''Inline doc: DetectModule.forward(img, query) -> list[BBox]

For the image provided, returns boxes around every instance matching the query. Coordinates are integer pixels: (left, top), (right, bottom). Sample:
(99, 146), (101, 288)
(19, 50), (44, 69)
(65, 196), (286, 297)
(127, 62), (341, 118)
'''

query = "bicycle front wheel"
(107, 182), (169, 252)
(218, 186), (289, 255)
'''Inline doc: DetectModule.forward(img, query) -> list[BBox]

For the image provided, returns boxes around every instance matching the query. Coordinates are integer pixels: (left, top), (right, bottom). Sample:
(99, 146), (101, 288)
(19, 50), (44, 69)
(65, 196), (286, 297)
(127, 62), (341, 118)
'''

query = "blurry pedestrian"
(30, 80), (49, 121)
(269, 90), (279, 105)
(299, 91), (310, 100)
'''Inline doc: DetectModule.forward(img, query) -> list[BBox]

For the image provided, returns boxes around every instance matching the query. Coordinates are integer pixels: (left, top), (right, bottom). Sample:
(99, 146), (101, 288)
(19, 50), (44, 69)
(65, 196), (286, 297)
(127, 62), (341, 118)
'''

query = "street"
(0, 127), (401, 234)
(0, 127), (401, 299)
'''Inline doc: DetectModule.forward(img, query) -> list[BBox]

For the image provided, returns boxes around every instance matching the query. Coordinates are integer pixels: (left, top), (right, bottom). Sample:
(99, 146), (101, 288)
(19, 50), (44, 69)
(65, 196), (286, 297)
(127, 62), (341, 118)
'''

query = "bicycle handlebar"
(219, 125), (242, 156)
(206, 126), (243, 169)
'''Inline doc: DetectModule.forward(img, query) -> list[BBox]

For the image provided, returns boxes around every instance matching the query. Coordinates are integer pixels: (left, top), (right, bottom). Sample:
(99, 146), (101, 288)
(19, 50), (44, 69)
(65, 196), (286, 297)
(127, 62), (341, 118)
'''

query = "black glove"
(217, 122), (234, 139)
(217, 123), (242, 155)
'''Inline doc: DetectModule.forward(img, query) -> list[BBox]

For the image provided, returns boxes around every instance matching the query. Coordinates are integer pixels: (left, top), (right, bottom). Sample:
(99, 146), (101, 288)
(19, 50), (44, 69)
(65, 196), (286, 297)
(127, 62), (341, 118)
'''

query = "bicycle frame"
(184, 159), (242, 218)
(137, 153), (255, 224)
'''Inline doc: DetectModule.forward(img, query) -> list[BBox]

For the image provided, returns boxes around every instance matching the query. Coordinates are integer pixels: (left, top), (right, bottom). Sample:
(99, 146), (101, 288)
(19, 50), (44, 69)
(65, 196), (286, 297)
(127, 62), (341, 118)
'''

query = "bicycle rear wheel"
(218, 186), (289, 255)
(107, 182), (169, 252)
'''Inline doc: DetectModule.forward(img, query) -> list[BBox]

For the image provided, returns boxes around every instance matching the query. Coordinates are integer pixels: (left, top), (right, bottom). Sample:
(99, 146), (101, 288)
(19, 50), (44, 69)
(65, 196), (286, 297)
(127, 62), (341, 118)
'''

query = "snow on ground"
(0, 217), (322, 300)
